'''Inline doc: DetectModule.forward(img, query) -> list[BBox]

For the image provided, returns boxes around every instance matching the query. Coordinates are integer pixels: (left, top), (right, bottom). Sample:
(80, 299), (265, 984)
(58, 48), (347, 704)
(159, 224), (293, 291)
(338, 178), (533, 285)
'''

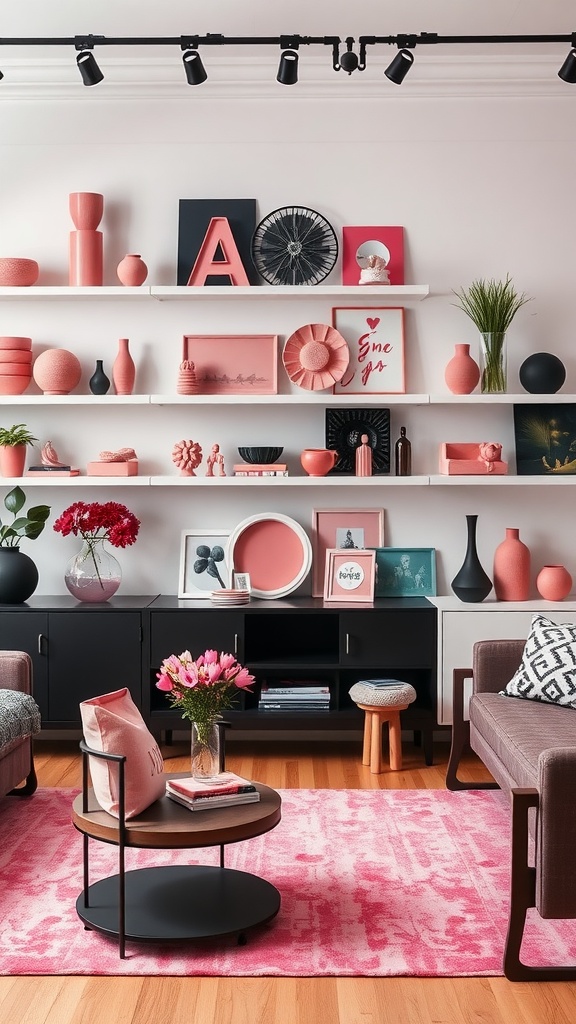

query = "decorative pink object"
(41, 441), (66, 467)
(444, 344), (481, 395)
(359, 254), (390, 285)
(172, 439), (202, 476)
(187, 217), (250, 286)
(176, 338), (199, 394)
(300, 448), (338, 477)
(116, 254), (148, 287)
(98, 448), (137, 462)
(80, 688), (165, 819)
(493, 528), (531, 601)
(228, 513), (312, 599)
(112, 338), (136, 395)
(69, 192), (104, 286)
(32, 348), (82, 395)
(0, 258), (39, 286)
(477, 442), (503, 472)
(342, 226), (404, 286)
(283, 323), (349, 391)
(439, 443), (508, 475)
(205, 443), (226, 477)
(0, 337), (32, 395)
(0, 350), (32, 364)
(324, 548), (376, 603)
(0, 445), (27, 477)
(0, 336), (33, 351)
(312, 508), (384, 598)
(87, 461), (139, 477)
(355, 434), (373, 477)
(183, 334), (278, 395)
(536, 564), (573, 601)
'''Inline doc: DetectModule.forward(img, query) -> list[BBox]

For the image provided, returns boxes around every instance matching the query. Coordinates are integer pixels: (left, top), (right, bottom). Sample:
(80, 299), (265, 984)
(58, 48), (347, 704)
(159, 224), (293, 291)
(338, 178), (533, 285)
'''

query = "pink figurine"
(205, 443), (226, 477)
(478, 441), (502, 473)
(172, 439), (202, 476)
(355, 433), (373, 477)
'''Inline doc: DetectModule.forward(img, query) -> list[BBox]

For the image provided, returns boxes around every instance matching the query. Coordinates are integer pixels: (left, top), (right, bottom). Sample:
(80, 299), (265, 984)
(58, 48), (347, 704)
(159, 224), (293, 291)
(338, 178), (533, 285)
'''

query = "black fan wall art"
(251, 206), (338, 286)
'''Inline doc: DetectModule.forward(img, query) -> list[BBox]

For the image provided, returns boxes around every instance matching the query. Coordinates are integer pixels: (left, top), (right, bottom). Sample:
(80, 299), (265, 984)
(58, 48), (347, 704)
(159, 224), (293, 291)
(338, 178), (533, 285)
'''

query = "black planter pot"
(0, 547), (39, 604)
(519, 352), (566, 394)
(451, 515), (492, 603)
(89, 359), (111, 395)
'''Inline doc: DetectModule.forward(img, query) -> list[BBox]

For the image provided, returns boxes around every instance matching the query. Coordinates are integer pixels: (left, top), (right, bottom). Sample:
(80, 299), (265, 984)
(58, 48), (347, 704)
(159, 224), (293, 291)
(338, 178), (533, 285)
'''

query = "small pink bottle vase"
(493, 527), (531, 601)
(117, 254), (148, 287)
(536, 564), (573, 601)
(444, 344), (480, 395)
(69, 192), (104, 286)
(112, 338), (136, 395)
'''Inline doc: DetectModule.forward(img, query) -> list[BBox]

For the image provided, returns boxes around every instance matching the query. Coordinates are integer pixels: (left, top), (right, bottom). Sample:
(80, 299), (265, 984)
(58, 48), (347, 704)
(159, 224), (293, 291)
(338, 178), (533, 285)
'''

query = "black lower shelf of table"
(77, 865), (281, 943)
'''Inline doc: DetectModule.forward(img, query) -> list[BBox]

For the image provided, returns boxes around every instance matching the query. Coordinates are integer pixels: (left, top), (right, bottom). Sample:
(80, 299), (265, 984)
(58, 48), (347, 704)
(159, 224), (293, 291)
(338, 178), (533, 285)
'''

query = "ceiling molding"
(0, 55), (573, 101)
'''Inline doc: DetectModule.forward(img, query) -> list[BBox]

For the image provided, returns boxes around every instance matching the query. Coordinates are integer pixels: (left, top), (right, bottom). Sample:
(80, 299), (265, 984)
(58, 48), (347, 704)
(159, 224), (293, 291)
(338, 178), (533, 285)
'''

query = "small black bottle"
(395, 426), (412, 476)
(89, 359), (111, 395)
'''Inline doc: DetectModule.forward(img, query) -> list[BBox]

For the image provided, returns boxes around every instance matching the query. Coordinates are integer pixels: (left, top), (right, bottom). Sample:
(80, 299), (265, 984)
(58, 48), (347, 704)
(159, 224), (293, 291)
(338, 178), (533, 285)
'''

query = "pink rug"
(2, 787), (576, 976)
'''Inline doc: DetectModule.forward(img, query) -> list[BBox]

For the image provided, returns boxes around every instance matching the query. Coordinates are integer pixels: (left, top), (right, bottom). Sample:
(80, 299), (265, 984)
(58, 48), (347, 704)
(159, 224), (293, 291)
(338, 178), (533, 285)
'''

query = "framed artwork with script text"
(332, 307), (405, 394)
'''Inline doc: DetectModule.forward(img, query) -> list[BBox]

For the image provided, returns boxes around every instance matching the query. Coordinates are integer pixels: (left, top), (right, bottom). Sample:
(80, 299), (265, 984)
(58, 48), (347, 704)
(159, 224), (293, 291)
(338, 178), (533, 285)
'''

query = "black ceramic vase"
(0, 547), (39, 604)
(451, 515), (492, 603)
(519, 352), (566, 394)
(89, 359), (111, 395)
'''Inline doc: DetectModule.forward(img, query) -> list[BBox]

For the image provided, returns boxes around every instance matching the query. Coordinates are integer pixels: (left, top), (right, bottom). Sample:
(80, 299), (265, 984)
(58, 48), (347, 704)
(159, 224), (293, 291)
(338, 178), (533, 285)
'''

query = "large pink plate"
(227, 514), (312, 599)
(283, 323), (349, 391)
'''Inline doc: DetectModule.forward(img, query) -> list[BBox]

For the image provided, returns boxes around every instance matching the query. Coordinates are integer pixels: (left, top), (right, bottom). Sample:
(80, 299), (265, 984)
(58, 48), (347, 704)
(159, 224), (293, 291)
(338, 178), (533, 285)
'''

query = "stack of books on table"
(232, 464), (288, 477)
(166, 771), (260, 811)
(258, 683), (331, 713)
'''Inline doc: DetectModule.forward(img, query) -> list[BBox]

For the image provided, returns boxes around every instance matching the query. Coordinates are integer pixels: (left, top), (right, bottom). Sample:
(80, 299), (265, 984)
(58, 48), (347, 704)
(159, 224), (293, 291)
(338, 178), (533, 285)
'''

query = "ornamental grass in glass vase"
(452, 275), (531, 393)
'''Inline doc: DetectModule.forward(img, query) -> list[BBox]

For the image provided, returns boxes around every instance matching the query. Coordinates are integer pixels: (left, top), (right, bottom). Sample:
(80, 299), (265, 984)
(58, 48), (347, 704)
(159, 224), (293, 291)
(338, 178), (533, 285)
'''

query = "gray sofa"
(0, 650), (40, 799)
(446, 638), (576, 982)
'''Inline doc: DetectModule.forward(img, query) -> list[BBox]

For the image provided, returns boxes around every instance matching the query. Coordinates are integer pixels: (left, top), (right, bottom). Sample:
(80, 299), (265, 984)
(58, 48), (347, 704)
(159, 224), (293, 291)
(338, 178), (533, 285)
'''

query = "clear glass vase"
(479, 332), (507, 394)
(191, 720), (222, 782)
(64, 537), (122, 603)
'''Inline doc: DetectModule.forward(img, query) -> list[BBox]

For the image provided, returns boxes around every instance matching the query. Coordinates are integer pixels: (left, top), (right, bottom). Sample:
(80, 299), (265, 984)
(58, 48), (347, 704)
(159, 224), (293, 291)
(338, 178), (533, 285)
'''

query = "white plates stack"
(210, 589), (250, 606)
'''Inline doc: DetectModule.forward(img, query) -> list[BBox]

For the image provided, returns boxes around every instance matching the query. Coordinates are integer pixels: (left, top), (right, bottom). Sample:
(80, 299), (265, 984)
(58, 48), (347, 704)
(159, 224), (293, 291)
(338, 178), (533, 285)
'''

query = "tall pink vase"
(536, 564), (573, 601)
(493, 527), (531, 601)
(444, 344), (480, 395)
(112, 338), (136, 395)
(69, 192), (104, 285)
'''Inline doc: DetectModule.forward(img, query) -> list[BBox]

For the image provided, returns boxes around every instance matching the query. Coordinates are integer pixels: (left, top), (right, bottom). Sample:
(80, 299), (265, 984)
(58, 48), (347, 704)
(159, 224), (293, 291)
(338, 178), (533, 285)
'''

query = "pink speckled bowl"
(0, 258), (39, 286)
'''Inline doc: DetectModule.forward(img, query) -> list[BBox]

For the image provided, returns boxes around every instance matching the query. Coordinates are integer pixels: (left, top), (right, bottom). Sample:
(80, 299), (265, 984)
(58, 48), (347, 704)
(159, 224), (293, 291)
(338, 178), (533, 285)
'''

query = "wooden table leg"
(362, 709), (372, 767)
(369, 711), (383, 774)
(388, 711), (403, 771)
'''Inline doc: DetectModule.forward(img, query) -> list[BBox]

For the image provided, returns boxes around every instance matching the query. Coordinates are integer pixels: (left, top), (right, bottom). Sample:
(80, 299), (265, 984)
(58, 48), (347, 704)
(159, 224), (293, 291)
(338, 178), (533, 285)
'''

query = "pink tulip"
(156, 673), (174, 692)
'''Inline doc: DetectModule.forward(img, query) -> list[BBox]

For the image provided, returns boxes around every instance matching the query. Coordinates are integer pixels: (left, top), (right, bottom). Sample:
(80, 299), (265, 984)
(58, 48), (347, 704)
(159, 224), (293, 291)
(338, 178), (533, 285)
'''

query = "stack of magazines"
(166, 771), (260, 811)
(258, 682), (331, 712)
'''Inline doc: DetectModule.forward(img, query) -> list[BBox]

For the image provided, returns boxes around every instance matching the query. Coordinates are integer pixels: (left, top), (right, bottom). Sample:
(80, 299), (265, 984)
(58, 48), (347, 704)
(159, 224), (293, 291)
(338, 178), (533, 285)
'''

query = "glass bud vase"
(64, 537), (122, 603)
(479, 332), (507, 394)
(191, 720), (222, 782)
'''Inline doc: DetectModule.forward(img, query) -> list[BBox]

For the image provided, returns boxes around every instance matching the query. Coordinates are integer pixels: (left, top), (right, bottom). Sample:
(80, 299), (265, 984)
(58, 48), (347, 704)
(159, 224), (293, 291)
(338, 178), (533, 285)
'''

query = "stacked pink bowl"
(0, 337), (33, 394)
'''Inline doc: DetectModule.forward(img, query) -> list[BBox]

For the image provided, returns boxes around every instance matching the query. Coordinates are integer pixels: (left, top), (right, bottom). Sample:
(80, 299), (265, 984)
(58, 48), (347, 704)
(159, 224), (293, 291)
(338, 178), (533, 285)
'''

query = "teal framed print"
(373, 547), (436, 598)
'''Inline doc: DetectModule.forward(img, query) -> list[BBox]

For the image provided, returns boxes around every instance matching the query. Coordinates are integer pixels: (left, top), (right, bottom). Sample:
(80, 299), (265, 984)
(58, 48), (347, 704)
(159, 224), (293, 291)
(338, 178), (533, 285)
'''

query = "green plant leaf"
(27, 505), (51, 522)
(24, 522), (45, 539)
(4, 486), (25, 515)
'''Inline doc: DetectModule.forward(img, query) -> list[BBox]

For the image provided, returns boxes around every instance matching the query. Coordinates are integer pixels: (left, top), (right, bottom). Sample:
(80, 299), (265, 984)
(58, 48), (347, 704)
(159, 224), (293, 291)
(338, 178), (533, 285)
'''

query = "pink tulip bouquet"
(156, 649), (254, 737)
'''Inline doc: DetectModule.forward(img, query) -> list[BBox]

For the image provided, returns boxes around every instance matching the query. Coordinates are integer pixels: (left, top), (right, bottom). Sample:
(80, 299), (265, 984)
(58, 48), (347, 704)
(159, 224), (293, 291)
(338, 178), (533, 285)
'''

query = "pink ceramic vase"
(69, 192), (104, 231)
(112, 338), (136, 395)
(69, 230), (103, 286)
(536, 564), (573, 601)
(0, 445), (27, 477)
(117, 254), (148, 287)
(300, 449), (337, 476)
(493, 528), (531, 601)
(32, 348), (82, 395)
(444, 344), (480, 395)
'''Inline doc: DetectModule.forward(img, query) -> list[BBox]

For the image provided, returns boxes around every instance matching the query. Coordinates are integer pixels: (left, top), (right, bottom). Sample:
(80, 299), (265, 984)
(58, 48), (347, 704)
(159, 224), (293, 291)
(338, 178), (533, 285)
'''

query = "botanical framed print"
(325, 407), (391, 475)
(513, 403), (576, 474)
(312, 508), (384, 597)
(373, 547), (437, 598)
(341, 225), (404, 285)
(332, 307), (406, 394)
(183, 334), (278, 395)
(324, 549), (376, 603)
(178, 530), (232, 598)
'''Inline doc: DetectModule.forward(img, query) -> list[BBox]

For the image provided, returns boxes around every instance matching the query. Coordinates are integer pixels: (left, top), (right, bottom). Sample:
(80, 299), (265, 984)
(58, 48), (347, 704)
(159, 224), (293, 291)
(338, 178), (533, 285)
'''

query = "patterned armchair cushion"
(501, 614), (576, 708)
(0, 689), (41, 747)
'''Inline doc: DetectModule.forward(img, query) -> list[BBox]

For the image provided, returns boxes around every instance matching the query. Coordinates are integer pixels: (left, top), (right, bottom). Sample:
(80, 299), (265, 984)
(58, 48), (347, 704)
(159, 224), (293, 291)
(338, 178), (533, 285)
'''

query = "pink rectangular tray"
(439, 443), (508, 475)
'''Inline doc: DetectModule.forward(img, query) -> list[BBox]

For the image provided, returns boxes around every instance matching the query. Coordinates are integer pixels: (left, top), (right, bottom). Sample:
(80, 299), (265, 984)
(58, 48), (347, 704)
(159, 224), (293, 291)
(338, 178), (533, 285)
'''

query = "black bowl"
(237, 446), (284, 465)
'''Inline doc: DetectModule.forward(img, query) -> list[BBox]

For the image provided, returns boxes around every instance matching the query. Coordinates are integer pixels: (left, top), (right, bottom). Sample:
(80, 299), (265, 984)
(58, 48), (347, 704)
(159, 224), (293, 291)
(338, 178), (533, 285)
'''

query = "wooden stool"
(358, 702), (410, 773)
(349, 681), (417, 774)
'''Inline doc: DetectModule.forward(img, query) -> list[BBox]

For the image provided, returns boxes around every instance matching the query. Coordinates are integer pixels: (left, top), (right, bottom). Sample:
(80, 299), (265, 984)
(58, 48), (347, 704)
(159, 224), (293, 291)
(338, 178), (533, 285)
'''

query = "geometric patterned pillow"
(501, 614), (576, 708)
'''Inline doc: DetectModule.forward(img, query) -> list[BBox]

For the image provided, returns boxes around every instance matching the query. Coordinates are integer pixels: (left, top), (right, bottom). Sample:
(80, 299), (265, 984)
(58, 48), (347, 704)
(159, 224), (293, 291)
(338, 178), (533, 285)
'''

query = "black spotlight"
(76, 50), (104, 87)
(277, 49), (299, 86)
(340, 50), (359, 75)
(384, 48), (414, 85)
(182, 49), (207, 85)
(558, 49), (576, 83)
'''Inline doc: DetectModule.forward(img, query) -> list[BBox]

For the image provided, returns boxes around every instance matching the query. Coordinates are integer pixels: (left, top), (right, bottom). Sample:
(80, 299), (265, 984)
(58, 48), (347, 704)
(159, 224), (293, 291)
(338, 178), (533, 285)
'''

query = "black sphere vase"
(89, 359), (111, 395)
(451, 514), (492, 603)
(0, 547), (39, 604)
(519, 352), (566, 394)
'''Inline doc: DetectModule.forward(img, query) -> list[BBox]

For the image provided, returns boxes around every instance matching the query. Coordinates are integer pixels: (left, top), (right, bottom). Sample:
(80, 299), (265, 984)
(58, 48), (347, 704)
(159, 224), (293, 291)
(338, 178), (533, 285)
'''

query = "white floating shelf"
(429, 474), (575, 485)
(14, 476), (152, 487)
(150, 284), (430, 302)
(429, 393), (576, 404)
(0, 286), (150, 300)
(149, 393), (428, 406)
(149, 475), (428, 486)
(0, 394), (150, 405)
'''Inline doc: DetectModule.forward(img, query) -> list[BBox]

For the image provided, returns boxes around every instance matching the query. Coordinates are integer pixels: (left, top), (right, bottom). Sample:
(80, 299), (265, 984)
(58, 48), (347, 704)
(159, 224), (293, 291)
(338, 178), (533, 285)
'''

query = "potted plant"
(452, 275), (531, 393)
(0, 485), (50, 603)
(0, 422), (38, 477)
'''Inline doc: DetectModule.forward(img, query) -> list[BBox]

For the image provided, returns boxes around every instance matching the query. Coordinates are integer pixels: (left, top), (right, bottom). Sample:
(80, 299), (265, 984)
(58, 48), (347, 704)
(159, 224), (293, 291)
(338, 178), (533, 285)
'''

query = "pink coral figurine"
(172, 439), (202, 476)
(478, 442), (502, 473)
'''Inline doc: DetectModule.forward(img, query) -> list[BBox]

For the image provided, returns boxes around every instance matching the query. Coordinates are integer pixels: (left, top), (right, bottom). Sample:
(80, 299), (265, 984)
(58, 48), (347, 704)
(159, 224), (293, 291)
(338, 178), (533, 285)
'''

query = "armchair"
(0, 650), (40, 798)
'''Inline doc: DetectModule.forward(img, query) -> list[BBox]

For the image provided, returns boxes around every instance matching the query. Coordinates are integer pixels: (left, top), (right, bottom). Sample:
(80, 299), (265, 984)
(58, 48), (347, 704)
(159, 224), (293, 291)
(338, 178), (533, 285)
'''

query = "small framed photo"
(324, 549), (376, 603)
(373, 547), (437, 598)
(341, 226), (404, 285)
(312, 508), (384, 597)
(332, 307), (405, 395)
(183, 334), (278, 395)
(178, 530), (232, 599)
(233, 572), (252, 593)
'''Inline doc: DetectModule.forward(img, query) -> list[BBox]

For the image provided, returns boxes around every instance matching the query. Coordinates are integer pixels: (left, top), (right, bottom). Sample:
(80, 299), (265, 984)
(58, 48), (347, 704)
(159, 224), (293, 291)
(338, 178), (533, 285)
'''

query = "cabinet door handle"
(38, 633), (47, 655)
(234, 633), (239, 656)
(345, 633), (350, 655)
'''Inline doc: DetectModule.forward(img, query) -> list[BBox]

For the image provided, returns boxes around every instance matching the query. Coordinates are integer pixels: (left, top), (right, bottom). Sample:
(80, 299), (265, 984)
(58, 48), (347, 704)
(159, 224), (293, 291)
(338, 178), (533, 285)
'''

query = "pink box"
(87, 460), (139, 476)
(439, 443), (508, 475)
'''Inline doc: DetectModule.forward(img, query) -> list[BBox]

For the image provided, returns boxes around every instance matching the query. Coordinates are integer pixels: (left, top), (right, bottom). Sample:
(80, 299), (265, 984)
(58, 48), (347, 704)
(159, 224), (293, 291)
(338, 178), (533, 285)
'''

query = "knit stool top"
(349, 680), (417, 708)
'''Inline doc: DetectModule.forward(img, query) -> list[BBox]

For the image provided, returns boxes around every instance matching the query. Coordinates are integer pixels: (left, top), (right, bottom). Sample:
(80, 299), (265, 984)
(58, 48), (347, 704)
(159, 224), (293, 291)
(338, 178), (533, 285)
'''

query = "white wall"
(1, 3), (576, 598)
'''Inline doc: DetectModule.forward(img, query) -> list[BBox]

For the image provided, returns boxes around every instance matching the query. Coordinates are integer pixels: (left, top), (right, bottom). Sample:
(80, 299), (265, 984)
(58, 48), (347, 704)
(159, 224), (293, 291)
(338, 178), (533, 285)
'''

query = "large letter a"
(187, 216), (250, 286)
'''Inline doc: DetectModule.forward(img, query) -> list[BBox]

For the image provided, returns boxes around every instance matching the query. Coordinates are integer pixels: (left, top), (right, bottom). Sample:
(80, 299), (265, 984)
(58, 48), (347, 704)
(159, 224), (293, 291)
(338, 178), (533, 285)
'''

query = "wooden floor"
(2, 736), (576, 1024)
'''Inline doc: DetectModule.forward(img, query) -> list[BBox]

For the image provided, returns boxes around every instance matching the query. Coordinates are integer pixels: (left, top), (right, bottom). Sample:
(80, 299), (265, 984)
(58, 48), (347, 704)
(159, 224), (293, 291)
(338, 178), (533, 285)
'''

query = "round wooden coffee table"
(72, 779), (282, 958)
